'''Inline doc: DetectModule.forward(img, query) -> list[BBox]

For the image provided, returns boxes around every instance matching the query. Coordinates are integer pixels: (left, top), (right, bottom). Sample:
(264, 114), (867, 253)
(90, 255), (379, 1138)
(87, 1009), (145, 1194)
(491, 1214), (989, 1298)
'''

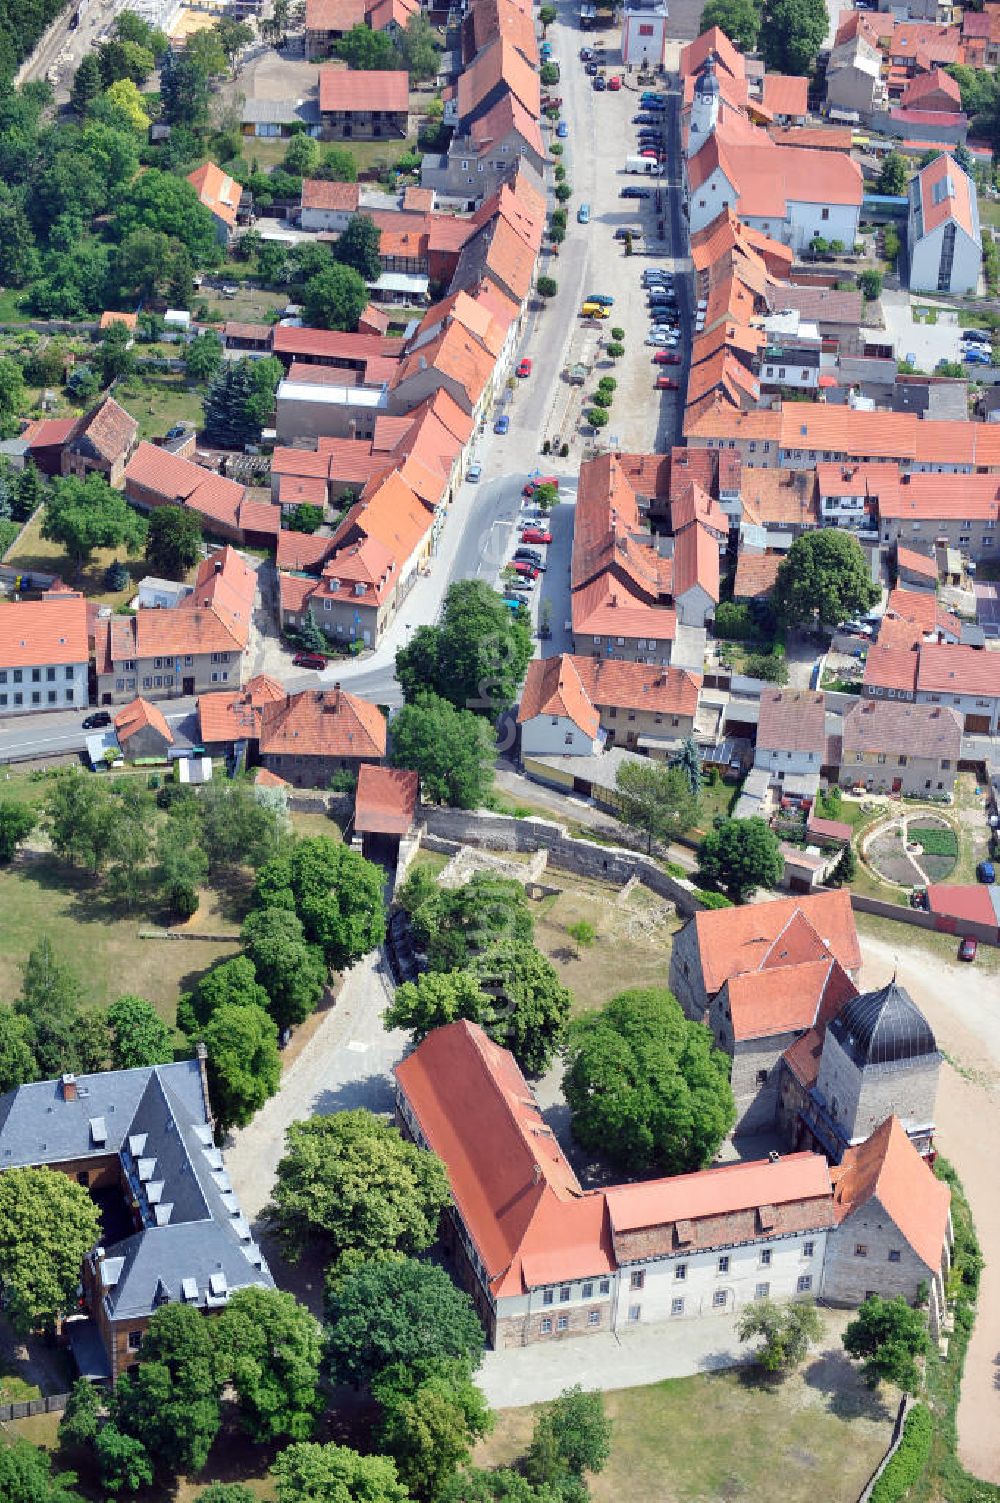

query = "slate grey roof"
(829, 978), (937, 1068)
(0, 1061), (272, 1324)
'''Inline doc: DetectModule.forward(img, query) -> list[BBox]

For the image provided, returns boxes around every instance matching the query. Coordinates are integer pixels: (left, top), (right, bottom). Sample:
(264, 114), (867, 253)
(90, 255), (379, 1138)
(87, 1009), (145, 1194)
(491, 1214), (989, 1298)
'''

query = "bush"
(554, 163), (566, 182)
(870, 1404), (932, 1503)
(567, 921), (596, 948)
(550, 142), (563, 155)
(169, 883), (199, 918)
(597, 376), (616, 392)
(713, 600), (754, 641)
(860, 268), (883, 301)
(591, 389), (612, 408)
(610, 327), (625, 341)
(537, 276), (558, 298)
(587, 409), (609, 428)
(554, 182), (572, 202)
(694, 889), (733, 908)
(883, 227), (901, 262)
(744, 652), (789, 684)
(607, 342), (624, 358)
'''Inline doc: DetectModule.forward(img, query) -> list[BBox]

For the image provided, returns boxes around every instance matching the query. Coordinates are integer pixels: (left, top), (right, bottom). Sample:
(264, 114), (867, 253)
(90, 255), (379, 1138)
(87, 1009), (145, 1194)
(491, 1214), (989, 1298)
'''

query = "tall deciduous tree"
(114, 1304), (223, 1475)
(199, 779), (283, 872)
(0, 1436), (82, 1503)
(273, 1443), (409, 1503)
(184, 329), (223, 384)
(70, 53), (102, 116)
(325, 1256), (484, 1388)
(760, 0), (828, 74)
(0, 799), (35, 862)
(0, 1008), (38, 1094)
(842, 1295), (930, 1391)
(876, 149), (909, 197)
(15, 936), (91, 1078)
(524, 1386), (612, 1485)
(375, 1359), (494, 1499)
(333, 24), (400, 69)
(42, 473), (146, 575)
(738, 1298), (824, 1373)
(178, 954), (271, 1037)
(267, 1109), (450, 1263)
(0, 1167), (101, 1335)
(302, 262), (369, 331)
(240, 907), (328, 1031)
(562, 988), (735, 1175)
(615, 761), (699, 854)
(253, 836), (386, 969)
(698, 815), (783, 901)
(468, 942), (571, 1075)
(215, 1286), (324, 1442)
(772, 529), (879, 627)
(400, 871), (533, 972)
(699, 0), (761, 51)
(202, 1002), (281, 1131)
(396, 580), (533, 714)
(332, 213), (382, 281)
(145, 505), (203, 578)
(107, 995), (174, 1070)
(397, 13), (441, 80)
(390, 692), (496, 808)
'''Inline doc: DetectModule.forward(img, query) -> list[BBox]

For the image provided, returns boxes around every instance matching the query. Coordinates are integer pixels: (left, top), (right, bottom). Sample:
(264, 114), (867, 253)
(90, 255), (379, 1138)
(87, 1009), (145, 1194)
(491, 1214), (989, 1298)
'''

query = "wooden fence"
(0, 1392), (68, 1423)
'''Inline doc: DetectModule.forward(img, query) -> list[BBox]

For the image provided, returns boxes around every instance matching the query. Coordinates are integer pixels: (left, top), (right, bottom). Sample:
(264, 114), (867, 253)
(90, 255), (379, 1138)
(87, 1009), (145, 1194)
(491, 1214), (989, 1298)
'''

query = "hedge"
(714, 601), (754, 641)
(693, 889), (733, 908)
(870, 1404), (932, 1503)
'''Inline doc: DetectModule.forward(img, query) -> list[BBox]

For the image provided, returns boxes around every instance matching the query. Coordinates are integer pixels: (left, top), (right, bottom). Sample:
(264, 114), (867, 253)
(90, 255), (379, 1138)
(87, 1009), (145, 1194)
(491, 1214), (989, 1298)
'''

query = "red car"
(640, 148), (664, 160)
(516, 357), (533, 377)
(522, 527), (553, 544)
(523, 474), (558, 496)
(509, 559), (539, 579)
(653, 350), (682, 365)
(293, 652), (326, 670)
(607, 74), (622, 90)
(959, 935), (978, 962)
(655, 375), (679, 390)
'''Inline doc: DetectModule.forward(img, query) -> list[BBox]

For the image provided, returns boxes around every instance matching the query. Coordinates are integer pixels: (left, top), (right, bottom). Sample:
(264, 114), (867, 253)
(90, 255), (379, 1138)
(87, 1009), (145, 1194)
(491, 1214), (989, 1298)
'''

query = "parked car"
(655, 375), (679, 389)
(82, 711), (112, 730)
(633, 113), (658, 124)
(521, 527), (553, 544)
(466, 462), (482, 482)
(494, 414), (510, 434)
(592, 74), (606, 90)
(963, 329), (992, 344)
(653, 350), (682, 364)
(959, 935), (978, 962)
(607, 74), (622, 89)
(540, 94), (563, 108)
(501, 597), (523, 610)
(585, 60), (598, 74)
(614, 226), (643, 239)
(621, 187), (652, 198)
(841, 620), (873, 637)
(292, 652), (326, 670)
(639, 148), (662, 159)
(514, 547), (545, 567)
(965, 349), (992, 365)
(579, 46), (593, 59)
(516, 357), (532, 377)
(164, 424), (191, 441)
(509, 559), (539, 578)
(556, 120), (569, 138)
(577, 201), (591, 223)
(977, 860), (996, 883)
(645, 332), (676, 346)
(585, 293), (615, 306)
(523, 474), (558, 495)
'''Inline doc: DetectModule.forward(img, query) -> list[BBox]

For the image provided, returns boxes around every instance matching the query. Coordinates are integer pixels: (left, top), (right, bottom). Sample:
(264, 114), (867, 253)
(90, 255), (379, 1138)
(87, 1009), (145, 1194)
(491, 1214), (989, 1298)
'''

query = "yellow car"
(580, 303), (609, 319)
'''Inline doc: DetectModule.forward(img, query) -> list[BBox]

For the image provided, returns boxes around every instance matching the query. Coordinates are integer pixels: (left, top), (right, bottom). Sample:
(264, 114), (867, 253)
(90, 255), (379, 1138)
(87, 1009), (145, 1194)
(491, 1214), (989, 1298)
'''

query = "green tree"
(390, 692), (496, 809)
(273, 1443), (409, 1503)
(203, 357), (279, 447)
(302, 262), (369, 331)
(42, 473), (146, 575)
(539, 3), (557, 25)
(0, 799), (35, 862)
(200, 778), (284, 872)
(831, 843), (857, 885)
(215, 1286), (324, 1443)
(97, 36), (154, 86)
(169, 244), (195, 308)
(184, 328), (224, 384)
(315, 144), (359, 182)
(671, 736), (702, 798)
(396, 580), (532, 714)
(185, 26), (227, 77)
(334, 24), (400, 69)
(563, 987), (735, 1175)
(333, 212), (382, 282)
(385, 970), (491, 1043)
(760, 0), (828, 73)
(253, 836), (386, 969)
(375, 1359), (494, 1500)
(0, 1166), (100, 1335)
(397, 13), (441, 81)
(15, 935), (88, 1078)
(114, 169), (220, 266)
(145, 504), (203, 578)
(0, 1437), (81, 1503)
(70, 52), (102, 116)
(876, 150), (909, 197)
(194, 1488), (258, 1503)
(326, 1256), (483, 1388)
(178, 954), (271, 1036)
(698, 816), (783, 901)
(202, 1002), (282, 1131)
(772, 528), (879, 627)
(842, 1295), (930, 1391)
(738, 1298), (824, 1374)
(107, 994), (174, 1070)
(215, 16), (253, 72)
(101, 78), (152, 132)
(401, 870), (533, 972)
(94, 1425), (153, 1496)
(288, 502), (325, 533)
(0, 200), (38, 290)
(0, 358), (24, 428)
(0, 1008), (38, 1094)
(859, 268), (883, 301)
(285, 131), (321, 176)
(58, 1378), (102, 1452)
(241, 906), (328, 1031)
(114, 227), (173, 300)
(615, 761), (699, 854)
(468, 942), (571, 1075)
(699, 0), (761, 50)
(267, 1109), (451, 1263)
(524, 1386), (611, 1485)
(156, 808), (209, 915)
(114, 1304), (223, 1475)
(42, 772), (117, 873)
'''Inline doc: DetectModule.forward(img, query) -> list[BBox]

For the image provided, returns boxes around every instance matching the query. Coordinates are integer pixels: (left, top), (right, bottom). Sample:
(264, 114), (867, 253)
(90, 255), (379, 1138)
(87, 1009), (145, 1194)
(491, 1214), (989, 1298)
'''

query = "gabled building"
(839, 699), (962, 796)
(187, 162), (243, 245)
(907, 153), (981, 294)
(114, 697), (174, 760)
(257, 686), (386, 786)
(753, 688), (827, 804)
(318, 67), (410, 139)
(517, 655), (604, 759)
(0, 597), (89, 716)
(60, 395), (138, 488)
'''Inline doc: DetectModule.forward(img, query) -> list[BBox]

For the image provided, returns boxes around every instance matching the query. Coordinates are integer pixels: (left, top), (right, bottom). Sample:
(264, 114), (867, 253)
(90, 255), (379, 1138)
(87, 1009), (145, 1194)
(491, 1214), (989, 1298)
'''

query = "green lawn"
(476, 1353), (894, 1503)
(3, 507), (190, 608)
(114, 371), (207, 442)
(691, 776), (738, 839)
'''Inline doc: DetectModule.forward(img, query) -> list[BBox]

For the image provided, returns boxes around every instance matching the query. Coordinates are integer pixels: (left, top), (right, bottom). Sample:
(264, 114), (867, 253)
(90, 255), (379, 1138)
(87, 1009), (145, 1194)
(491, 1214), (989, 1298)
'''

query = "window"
(797, 1275), (813, 1293)
(821, 207), (830, 221)
(670, 1298), (684, 1316)
(543, 1289), (554, 1306)
(599, 1278), (611, 1295)
(674, 1264), (687, 1281)
(582, 1282), (594, 1299)
(556, 1315), (568, 1331)
(47, 691), (56, 704)
(855, 1244), (868, 1258)
(31, 692), (39, 705)
(756, 1069), (768, 1086)
(128, 1330), (143, 1351)
(713, 1289), (727, 1308)
(31, 668), (40, 683)
(759, 1249), (772, 1267)
(588, 1310), (601, 1326)
(899, 755), (908, 767)
(12, 670), (20, 684)
(717, 1255), (729, 1274)
(76, 1171), (89, 1186)
(630, 1270), (645, 1291)
(628, 1304), (641, 1323)
(65, 666), (73, 680)
(560, 1286), (571, 1303)
(803, 1242), (814, 1258)
(888, 1249), (902, 1263)
(540, 1317), (552, 1334)
(46, 667), (55, 682)
(755, 1283), (770, 1299)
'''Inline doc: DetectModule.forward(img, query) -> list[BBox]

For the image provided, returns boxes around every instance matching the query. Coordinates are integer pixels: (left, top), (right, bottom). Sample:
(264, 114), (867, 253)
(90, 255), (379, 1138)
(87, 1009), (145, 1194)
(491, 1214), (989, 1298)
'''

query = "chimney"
(61, 1073), (78, 1102)
(194, 1042), (215, 1133)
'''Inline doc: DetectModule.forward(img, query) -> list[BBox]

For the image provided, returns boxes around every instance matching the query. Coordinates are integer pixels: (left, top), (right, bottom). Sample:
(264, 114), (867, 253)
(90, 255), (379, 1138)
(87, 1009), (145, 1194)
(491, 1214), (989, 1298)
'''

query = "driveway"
(880, 290), (966, 370)
(856, 923), (1000, 1485)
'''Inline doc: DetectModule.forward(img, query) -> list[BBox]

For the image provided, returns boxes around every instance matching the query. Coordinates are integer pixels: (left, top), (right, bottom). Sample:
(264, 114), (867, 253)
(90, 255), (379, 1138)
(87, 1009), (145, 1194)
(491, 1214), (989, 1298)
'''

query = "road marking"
(346, 1040), (369, 1052)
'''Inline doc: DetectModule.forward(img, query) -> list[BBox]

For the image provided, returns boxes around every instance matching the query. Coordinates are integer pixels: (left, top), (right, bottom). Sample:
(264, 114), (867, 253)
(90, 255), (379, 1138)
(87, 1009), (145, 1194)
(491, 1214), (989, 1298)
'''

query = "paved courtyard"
(880, 290), (966, 369)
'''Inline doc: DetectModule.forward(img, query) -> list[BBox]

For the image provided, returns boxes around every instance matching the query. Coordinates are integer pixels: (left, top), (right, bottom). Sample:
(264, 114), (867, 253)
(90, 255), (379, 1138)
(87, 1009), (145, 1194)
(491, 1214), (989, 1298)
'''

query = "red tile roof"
(198, 675), (285, 744)
(734, 552), (782, 600)
(916, 152), (978, 240)
(672, 519), (720, 603)
(271, 325), (405, 361)
(757, 688), (827, 756)
(457, 37), (541, 123)
(354, 764), (419, 833)
(927, 882), (998, 926)
(0, 597), (89, 668)
(186, 161), (241, 228)
(901, 67), (961, 110)
(306, 0), (365, 31)
(572, 656), (700, 718)
(125, 442), (247, 533)
(64, 395), (138, 466)
(258, 687), (387, 760)
(885, 586), (960, 641)
(831, 1116), (950, 1271)
(301, 178), (362, 212)
(113, 697), (173, 746)
(726, 955), (857, 1043)
(842, 698), (962, 761)
(606, 1153), (833, 1238)
(99, 311), (138, 331)
(319, 67), (409, 114)
(517, 656), (601, 737)
(917, 643), (1000, 697)
(762, 72), (808, 117)
(690, 890), (862, 997)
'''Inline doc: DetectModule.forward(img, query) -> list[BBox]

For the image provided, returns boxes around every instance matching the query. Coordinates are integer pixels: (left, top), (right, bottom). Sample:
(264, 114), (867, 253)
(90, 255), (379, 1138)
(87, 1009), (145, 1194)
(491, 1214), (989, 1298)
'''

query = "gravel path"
(857, 927), (1000, 1485)
(225, 949), (408, 1224)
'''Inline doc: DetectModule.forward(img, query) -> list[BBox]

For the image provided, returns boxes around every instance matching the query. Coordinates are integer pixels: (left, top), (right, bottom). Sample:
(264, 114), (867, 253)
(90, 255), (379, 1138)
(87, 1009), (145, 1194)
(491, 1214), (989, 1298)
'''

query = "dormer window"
(328, 578), (341, 592)
(354, 582), (366, 595)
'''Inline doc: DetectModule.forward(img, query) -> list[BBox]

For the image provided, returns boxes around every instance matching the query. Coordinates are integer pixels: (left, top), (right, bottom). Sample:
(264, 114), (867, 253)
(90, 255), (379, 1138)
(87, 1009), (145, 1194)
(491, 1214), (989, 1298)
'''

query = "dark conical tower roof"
(829, 978), (937, 1068)
(695, 54), (720, 98)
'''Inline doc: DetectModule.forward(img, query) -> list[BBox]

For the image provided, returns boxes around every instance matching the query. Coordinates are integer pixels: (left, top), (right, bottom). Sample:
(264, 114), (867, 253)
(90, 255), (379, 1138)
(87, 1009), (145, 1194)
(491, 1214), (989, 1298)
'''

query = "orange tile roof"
(198, 674), (285, 745)
(317, 536), (396, 606)
(258, 687), (386, 760)
(276, 531), (337, 573)
(740, 468), (818, 529)
(65, 395), (138, 466)
(917, 643), (1000, 698)
(113, 697), (173, 746)
(99, 310), (138, 331)
(690, 890), (861, 996)
(896, 545), (937, 579)
(916, 151), (978, 239)
(762, 72), (808, 117)
(680, 26), (746, 80)
(318, 67), (409, 114)
(272, 325), (405, 362)
(306, 0), (365, 29)
(734, 551), (782, 599)
(457, 37), (540, 123)
(354, 763), (419, 833)
(469, 90), (544, 158)
(672, 519), (720, 602)
(186, 547), (257, 632)
(671, 481), (728, 538)
(571, 656), (701, 718)
(254, 766), (291, 788)
(517, 655), (601, 737)
(0, 597), (88, 668)
(863, 641), (920, 697)
(301, 178), (361, 212)
(727, 956), (857, 1042)
(186, 161), (241, 228)
(279, 473), (329, 507)
(782, 1025), (824, 1088)
(901, 68), (961, 110)
(686, 348), (759, 411)
(125, 442), (246, 532)
(481, 213), (537, 302)
(873, 470), (999, 520)
(607, 1152), (832, 1233)
(831, 1116), (950, 1271)
(278, 572), (318, 616)
(466, 0), (538, 64)
(770, 126), (855, 151)
(684, 403), (782, 445)
(885, 586), (960, 640)
(393, 320), (496, 409)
